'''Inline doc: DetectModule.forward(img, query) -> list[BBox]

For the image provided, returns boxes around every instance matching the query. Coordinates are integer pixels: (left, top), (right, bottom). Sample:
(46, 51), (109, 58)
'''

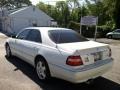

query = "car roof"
(24, 27), (71, 32)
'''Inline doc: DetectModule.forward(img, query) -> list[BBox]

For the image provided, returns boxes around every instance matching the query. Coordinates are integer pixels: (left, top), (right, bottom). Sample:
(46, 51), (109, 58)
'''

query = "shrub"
(67, 21), (80, 32)
(68, 21), (112, 38)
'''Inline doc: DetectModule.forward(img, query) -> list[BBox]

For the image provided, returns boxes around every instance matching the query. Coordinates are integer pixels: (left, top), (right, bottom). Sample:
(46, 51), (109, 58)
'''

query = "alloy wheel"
(36, 60), (47, 80)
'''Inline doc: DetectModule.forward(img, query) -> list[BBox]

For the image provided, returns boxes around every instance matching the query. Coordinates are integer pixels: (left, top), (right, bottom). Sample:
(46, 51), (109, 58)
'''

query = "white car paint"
(6, 27), (113, 83)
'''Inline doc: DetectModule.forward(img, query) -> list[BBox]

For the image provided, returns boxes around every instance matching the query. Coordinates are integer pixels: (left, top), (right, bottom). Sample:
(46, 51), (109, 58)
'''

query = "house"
(0, 8), (8, 31)
(0, 6), (56, 34)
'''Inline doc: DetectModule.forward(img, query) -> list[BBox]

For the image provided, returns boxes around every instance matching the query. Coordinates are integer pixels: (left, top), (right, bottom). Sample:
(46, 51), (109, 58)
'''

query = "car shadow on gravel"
(6, 56), (120, 90)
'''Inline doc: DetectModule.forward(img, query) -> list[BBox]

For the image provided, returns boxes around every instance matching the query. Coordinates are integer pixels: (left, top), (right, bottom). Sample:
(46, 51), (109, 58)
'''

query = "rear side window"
(26, 29), (42, 43)
(115, 30), (120, 33)
(117, 30), (120, 33)
(48, 30), (88, 44)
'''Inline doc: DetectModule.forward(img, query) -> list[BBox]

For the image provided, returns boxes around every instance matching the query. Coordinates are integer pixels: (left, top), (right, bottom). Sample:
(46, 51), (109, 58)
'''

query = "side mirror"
(11, 35), (16, 38)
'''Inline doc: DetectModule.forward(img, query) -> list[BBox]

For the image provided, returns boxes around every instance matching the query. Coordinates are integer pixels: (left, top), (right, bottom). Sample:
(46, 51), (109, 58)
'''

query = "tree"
(98, 0), (120, 28)
(13, 0), (31, 8)
(37, 0), (81, 27)
(112, 0), (120, 28)
(36, 2), (48, 13)
(0, 0), (9, 9)
(67, 0), (80, 9)
(56, 1), (70, 26)
(0, 0), (31, 10)
(36, 0), (118, 30)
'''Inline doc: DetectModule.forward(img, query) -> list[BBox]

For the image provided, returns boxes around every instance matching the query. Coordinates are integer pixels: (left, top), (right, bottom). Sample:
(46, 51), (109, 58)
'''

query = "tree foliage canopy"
(36, 0), (120, 29)
(1, 0), (119, 30)
(0, 0), (31, 9)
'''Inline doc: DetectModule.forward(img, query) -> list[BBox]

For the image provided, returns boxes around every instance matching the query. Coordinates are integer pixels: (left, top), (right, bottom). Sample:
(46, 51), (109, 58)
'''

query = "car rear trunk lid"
(58, 41), (110, 66)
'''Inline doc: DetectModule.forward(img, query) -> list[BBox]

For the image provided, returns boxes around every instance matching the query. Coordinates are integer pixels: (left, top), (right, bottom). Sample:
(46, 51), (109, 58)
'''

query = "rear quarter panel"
(37, 44), (72, 77)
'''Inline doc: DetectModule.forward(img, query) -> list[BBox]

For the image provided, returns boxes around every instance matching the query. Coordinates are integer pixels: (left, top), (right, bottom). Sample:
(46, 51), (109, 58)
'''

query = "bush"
(67, 21), (80, 32)
(97, 25), (112, 37)
(68, 21), (112, 38)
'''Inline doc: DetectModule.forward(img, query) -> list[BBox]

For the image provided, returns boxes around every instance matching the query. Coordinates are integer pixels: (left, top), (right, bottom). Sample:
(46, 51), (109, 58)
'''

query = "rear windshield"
(48, 30), (88, 44)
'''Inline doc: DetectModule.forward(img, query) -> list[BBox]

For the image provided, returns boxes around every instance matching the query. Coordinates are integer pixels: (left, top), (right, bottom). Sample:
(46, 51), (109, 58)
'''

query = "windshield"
(48, 30), (88, 44)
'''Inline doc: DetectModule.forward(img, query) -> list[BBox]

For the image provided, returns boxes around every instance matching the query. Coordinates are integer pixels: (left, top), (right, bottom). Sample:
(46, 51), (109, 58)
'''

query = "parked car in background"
(106, 29), (120, 39)
(5, 27), (113, 83)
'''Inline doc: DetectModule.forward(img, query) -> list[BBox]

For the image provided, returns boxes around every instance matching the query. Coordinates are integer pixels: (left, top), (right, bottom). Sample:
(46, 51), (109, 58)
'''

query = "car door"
(20, 29), (42, 65)
(117, 30), (120, 38)
(113, 30), (120, 38)
(14, 29), (31, 58)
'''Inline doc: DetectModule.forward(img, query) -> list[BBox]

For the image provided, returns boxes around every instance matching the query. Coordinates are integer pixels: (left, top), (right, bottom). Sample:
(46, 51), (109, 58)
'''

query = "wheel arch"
(34, 55), (48, 67)
(109, 35), (112, 38)
(5, 42), (9, 47)
(34, 54), (51, 76)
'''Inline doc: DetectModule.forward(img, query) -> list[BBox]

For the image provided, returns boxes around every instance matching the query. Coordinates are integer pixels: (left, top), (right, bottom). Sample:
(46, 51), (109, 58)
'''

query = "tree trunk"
(114, 0), (120, 28)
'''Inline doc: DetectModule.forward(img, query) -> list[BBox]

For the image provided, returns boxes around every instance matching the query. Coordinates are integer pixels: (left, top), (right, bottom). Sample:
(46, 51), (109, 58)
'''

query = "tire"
(5, 44), (12, 58)
(35, 58), (51, 81)
(108, 35), (112, 39)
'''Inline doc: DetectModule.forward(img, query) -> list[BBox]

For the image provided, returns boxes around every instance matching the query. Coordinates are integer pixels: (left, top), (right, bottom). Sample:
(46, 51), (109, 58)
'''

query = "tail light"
(66, 56), (83, 66)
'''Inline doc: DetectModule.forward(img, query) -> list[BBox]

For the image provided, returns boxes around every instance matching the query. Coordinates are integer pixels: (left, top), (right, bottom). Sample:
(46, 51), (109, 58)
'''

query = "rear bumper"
(51, 58), (113, 83)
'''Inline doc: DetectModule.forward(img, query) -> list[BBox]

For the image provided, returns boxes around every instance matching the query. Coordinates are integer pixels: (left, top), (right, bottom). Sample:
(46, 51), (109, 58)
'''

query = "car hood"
(57, 41), (108, 53)
(107, 32), (113, 35)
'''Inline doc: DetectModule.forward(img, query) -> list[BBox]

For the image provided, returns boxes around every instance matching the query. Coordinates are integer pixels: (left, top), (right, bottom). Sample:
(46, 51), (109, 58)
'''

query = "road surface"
(0, 34), (120, 90)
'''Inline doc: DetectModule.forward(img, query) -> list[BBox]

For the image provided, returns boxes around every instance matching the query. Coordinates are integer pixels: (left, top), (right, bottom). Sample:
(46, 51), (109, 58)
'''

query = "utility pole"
(80, 5), (82, 35)
(80, 0), (84, 35)
(94, 0), (98, 41)
(94, 17), (98, 41)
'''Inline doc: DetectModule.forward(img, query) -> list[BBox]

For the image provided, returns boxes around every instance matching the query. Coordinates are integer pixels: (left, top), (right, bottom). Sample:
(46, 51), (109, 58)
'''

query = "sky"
(30, 0), (66, 5)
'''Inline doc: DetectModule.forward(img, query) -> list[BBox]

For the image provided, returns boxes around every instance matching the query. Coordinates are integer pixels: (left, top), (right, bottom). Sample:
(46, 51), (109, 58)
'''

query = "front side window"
(26, 29), (42, 43)
(48, 30), (88, 44)
(17, 29), (30, 39)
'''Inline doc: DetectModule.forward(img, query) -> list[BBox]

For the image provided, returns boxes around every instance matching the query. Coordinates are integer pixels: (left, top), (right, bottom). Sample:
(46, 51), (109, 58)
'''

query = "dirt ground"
(0, 33), (120, 90)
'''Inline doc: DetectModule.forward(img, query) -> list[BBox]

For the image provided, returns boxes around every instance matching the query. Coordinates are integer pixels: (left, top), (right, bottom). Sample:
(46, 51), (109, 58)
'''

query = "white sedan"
(5, 27), (113, 83)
